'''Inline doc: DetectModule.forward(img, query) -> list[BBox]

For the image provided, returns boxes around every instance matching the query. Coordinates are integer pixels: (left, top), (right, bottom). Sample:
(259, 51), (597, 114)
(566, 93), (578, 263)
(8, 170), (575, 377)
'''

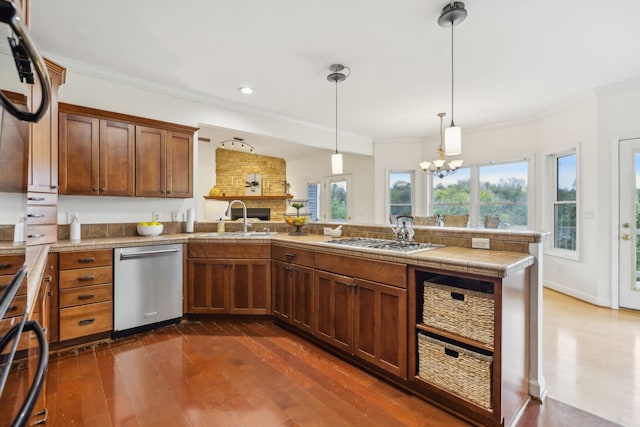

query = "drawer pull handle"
(78, 257), (96, 263)
(0, 285), (7, 291)
(0, 263), (11, 269)
(28, 197), (45, 201)
(79, 318), (96, 326)
(285, 253), (296, 259)
(32, 407), (48, 425)
(43, 275), (52, 282)
(78, 294), (95, 300)
(27, 213), (45, 218)
(28, 234), (45, 238)
(78, 275), (95, 281)
(8, 305), (18, 312)
(444, 348), (459, 358)
(451, 292), (465, 301)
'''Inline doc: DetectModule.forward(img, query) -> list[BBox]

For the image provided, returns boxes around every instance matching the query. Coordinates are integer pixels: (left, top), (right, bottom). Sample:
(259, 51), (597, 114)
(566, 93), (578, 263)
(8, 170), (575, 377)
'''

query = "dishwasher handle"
(119, 248), (180, 260)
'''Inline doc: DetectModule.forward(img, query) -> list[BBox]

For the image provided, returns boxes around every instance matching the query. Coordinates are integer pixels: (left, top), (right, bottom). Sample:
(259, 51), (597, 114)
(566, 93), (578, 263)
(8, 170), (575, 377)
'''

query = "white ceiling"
(28, 0), (640, 142)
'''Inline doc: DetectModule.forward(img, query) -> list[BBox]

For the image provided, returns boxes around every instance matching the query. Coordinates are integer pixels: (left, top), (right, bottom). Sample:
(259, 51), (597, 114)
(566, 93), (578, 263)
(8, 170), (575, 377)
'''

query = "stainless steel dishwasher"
(113, 244), (183, 338)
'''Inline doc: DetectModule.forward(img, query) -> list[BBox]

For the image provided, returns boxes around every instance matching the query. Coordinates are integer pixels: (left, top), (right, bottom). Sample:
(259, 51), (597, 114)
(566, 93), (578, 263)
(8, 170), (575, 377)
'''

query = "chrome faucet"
(226, 200), (251, 233)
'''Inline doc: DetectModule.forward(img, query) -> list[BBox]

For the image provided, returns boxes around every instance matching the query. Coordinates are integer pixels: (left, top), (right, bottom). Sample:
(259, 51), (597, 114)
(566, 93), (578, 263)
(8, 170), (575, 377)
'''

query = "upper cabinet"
(0, 91), (29, 192)
(58, 104), (197, 198)
(28, 59), (66, 194)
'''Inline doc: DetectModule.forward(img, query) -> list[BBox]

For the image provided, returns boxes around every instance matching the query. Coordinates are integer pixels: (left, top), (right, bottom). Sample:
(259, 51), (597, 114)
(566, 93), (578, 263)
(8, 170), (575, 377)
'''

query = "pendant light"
(327, 64), (350, 175)
(438, 1), (467, 156)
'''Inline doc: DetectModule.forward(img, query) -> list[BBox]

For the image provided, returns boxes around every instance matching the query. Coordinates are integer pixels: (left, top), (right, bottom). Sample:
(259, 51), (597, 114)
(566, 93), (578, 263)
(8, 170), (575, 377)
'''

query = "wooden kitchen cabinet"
(58, 113), (135, 196)
(271, 244), (314, 333)
(58, 249), (113, 342)
(313, 251), (408, 378)
(58, 103), (196, 198)
(188, 242), (271, 315)
(28, 58), (65, 194)
(0, 91), (29, 192)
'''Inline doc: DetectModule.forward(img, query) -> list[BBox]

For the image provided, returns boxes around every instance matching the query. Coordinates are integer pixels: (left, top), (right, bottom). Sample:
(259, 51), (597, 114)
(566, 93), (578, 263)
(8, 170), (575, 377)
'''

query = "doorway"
(618, 138), (640, 310)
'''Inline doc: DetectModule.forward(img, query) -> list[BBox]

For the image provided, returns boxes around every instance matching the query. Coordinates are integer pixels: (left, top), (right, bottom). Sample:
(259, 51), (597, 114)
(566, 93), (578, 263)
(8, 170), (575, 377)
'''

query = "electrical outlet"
(152, 212), (160, 222)
(472, 237), (490, 249)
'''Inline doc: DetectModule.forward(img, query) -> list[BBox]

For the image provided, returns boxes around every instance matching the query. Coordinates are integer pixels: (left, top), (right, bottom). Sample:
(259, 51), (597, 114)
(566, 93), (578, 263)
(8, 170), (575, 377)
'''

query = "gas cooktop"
(320, 237), (444, 254)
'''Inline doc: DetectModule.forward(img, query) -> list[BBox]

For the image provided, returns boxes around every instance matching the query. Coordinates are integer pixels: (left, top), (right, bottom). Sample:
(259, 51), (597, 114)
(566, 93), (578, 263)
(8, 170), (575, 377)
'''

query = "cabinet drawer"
(315, 252), (406, 288)
(423, 280), (494, 346)
(60, 284), (112, 308)
(417, 333), (493, 410)
(189, 242), (271, 259)
(2, 295), (26, 318)
(272, 245), (314, 267)
(26, 205), (57, 225)
(59, 301), (112, 341)
(60, 249), (112, 269)
(25, 224), (57, 245)
(0, 255), (26, 275)
(27, 192), (58, 205)
(0, 276), (27, 295)
(60, 266), (112, 289)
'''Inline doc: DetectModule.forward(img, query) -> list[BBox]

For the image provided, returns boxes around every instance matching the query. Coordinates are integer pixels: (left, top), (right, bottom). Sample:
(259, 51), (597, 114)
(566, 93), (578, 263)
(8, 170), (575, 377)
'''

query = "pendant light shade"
(439, 1), (467, 156)
(444, 125), (461, 155)
(327, 64), (350, 175)
(331, 153), (343, 175)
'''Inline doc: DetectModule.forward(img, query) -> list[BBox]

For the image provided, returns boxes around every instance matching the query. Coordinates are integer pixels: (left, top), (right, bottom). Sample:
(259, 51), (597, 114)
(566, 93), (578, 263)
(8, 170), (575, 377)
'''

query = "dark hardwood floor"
(42, 320), (620, 426)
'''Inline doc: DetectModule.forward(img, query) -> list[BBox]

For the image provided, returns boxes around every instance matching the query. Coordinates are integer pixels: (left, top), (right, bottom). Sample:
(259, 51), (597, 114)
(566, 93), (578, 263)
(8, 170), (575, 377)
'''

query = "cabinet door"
(59, 113), (99, 195)
(272, 260), (292, 322)
(166, 131), (193, 198)
(314, 270), (353, 353)
(99, 120), (135, 196)
(188, 260), (228, 314)
(29, 60), (62, 193)
(135, 125), (166, 197)
(229, 260), (271, 315)
(291, 265), (314, 333)
(354, 278), (407, 378)
(0, 92), (28, 192)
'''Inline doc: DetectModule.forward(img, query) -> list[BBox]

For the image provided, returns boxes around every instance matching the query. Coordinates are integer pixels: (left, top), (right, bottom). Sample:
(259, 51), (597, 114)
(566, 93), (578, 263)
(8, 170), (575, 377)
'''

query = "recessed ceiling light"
(239, 86), (253, 95)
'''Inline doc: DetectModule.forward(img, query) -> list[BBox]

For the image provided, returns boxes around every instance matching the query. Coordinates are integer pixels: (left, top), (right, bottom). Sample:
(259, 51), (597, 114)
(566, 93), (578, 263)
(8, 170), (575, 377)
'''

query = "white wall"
(287, 151), (375, 224)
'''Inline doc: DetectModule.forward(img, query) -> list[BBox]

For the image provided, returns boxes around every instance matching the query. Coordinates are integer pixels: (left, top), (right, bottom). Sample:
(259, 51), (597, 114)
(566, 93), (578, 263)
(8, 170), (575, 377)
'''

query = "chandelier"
(419, 112), (463, 179)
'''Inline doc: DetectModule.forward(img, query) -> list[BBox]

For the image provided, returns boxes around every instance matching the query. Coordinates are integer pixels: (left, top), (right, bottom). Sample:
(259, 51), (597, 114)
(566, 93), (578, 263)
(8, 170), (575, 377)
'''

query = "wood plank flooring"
(42, 315), (626, 427)
(543, 288), (640, 426)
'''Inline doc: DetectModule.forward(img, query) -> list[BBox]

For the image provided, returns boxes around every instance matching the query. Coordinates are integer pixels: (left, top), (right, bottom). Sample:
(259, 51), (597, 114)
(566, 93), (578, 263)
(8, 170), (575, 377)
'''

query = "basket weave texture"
(423, 281), (494, 346)
(418, 334), (493, 409)
(414, 215), (440, 226)
(442, 214), (469, 227)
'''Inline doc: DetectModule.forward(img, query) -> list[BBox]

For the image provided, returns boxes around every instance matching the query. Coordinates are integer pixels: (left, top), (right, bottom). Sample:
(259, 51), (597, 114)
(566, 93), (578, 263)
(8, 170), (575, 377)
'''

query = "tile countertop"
(2, 232), (535, 279)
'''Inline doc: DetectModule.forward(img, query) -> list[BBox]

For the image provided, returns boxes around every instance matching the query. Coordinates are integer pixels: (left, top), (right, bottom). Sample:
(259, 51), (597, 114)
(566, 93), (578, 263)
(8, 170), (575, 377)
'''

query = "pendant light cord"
(335, 78), (338, 154)
(450, 21), (455, 127)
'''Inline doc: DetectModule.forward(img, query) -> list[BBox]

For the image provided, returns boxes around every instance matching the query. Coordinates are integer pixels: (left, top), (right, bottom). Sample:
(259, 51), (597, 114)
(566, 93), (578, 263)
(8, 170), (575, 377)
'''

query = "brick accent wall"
(215, 148), (289, 220)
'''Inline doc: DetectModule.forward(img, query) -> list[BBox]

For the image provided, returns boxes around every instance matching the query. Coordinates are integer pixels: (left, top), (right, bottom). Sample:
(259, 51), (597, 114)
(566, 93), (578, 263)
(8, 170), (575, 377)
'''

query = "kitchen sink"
(319, 237), (444, 254)
(199, 231), (278, 238)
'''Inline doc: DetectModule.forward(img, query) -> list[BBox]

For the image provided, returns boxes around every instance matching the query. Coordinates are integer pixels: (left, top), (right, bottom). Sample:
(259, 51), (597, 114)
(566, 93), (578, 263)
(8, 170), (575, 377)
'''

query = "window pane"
(307, 183), (320, 221)
(432, 168), (471, 216)
(554, 203), (577, 250)
(390, 171), (412, 216)
(479, 162), (528, 228)
(331, 180), (348, 222)
(557, 154), (577, 201)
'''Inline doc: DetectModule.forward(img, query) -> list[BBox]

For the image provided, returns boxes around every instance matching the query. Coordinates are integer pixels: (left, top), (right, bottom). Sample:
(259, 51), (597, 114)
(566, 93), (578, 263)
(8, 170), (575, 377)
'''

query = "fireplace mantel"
(203, 195), (293, 201)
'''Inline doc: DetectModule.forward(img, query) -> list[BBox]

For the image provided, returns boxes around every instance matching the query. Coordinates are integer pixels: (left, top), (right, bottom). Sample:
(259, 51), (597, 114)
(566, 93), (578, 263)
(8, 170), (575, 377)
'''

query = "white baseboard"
(543, 281), (612, 307)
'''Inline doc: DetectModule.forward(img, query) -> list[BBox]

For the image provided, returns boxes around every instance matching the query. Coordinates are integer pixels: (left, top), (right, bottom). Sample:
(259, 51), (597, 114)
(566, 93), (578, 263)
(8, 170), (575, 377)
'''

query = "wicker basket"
(423, 281), (494, 346)
(414, 215), (440, 226)
(418, 334), (493, 409)
(483, 215), (500, 229)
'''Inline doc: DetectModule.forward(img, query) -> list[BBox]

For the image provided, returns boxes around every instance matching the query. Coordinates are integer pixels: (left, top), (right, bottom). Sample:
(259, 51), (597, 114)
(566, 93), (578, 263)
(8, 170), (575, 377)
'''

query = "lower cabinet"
(58, 249), (113, 342)
(272, 260), (314, 334)
(314, 270), (407, 378)
(187, 242), (272, 315)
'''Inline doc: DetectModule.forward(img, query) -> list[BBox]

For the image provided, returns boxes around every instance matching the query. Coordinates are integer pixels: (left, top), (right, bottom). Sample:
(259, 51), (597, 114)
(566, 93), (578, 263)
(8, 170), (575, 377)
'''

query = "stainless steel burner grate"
(321, 237), (444, 254)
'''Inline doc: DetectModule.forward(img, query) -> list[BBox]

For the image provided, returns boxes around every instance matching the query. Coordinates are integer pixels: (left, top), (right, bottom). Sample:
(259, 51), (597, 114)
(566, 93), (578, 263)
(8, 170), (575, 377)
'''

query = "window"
(306, 175), (351, 222)
(479, 162), (528, 229)
(431, 167), (471, 217)
(389, 171), (413, 217)
(553, 153), (577, 251)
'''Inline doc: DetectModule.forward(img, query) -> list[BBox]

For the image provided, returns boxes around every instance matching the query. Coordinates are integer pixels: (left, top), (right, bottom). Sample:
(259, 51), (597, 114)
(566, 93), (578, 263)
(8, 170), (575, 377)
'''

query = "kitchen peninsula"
(1, 221), (545, 427)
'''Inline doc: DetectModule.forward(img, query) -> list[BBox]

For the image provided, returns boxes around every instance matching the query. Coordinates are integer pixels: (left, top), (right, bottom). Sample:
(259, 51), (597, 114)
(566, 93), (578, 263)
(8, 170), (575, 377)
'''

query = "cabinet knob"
(100, 187), (106, 192)
(43, 275), (52, 282)
(50, 185), (59, 189)
(93, 187), (98, 192)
